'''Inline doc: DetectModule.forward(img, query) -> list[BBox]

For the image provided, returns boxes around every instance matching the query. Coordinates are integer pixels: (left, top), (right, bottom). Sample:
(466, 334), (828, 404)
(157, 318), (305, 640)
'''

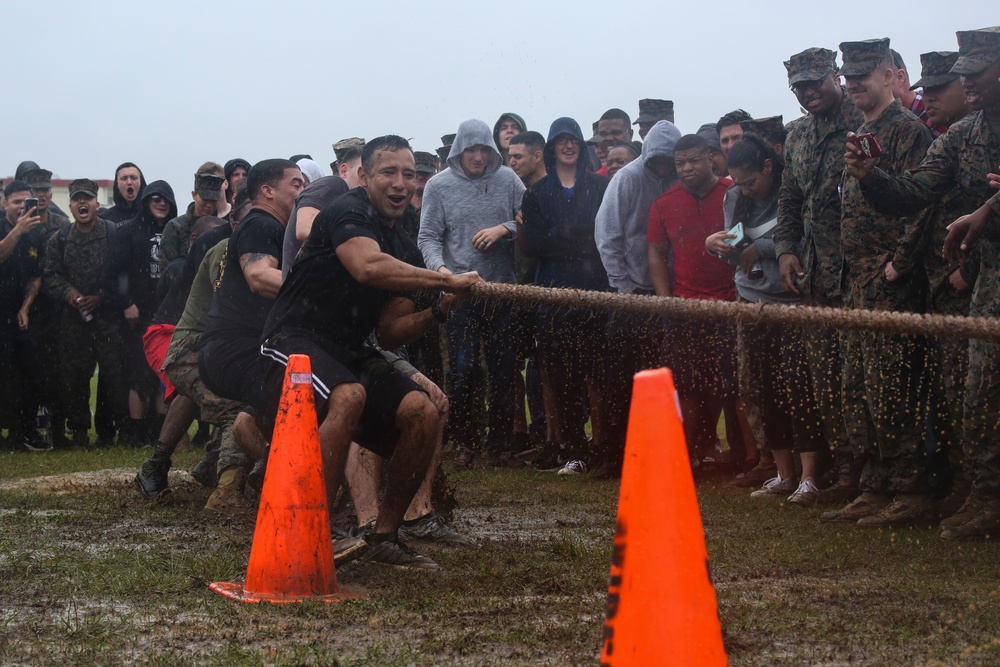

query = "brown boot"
(819, 492), (891, 523)
(940, 489), (987, 528)
(940, 496), (1000, 540)
(856, 493), (935, 528)
(204, 467), (249, 518)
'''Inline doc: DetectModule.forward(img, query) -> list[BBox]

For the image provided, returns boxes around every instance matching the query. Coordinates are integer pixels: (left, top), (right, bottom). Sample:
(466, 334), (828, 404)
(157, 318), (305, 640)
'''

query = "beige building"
(49, 178), (115, 213)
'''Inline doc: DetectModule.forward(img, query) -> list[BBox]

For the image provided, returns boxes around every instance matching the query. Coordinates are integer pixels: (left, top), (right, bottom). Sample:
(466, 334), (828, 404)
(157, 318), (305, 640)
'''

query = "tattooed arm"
(240, 252), (282, 299)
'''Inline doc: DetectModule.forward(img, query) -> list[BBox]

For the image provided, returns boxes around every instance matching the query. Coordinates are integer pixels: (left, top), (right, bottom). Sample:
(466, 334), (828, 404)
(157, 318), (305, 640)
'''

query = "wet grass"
(0, 454), (998, 665)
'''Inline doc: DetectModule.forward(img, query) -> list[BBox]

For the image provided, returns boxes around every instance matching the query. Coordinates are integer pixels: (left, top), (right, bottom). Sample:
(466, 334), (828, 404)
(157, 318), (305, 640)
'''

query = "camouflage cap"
(68, 178), (99, 199)
(587, 121), (600, 146)
(332, 137), (365, 162)
(194, 172), (225, 201)
(839, 38), (892, 77)
(911, 51), (961, 90)
(634, 99), (674, 124)
(436, 134), (456, 162)
(951, 26), (1000, 75)
(784, 47), (838, 85)
(22, 168), (53, 189)
(740, 115), (786, 142)
(414, 151), (439, 174)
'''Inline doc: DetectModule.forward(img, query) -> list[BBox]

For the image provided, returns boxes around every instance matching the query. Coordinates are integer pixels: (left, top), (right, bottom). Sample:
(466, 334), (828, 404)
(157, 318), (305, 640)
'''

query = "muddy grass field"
(1, 446), (999, 666)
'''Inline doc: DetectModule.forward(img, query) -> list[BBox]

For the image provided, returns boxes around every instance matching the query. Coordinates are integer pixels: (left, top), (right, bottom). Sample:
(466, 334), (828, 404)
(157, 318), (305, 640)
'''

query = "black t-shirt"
(0, 219), (42, 317)
(262, 188), (422, 353)
(204, 209), (283, 340)
(152, 223), (232, 326)
(282, 176), (350, 276)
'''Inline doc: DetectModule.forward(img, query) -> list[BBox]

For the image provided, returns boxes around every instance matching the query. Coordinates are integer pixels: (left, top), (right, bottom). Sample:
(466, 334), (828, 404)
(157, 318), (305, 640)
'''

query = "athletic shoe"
(557, 460), (587, 476)
(135, 453), (172, 503)
(15, 433), (52, 452)
(787, 477), (820, 506)
(750, 474), (797, 497)
(399, 510), (473, 546)
(361, 536), (439, 570)
(332, 534), (369, 566)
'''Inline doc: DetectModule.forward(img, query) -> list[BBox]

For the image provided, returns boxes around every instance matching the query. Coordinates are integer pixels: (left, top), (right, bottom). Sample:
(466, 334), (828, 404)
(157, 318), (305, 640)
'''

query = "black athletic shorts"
(260, 332), (424, 458)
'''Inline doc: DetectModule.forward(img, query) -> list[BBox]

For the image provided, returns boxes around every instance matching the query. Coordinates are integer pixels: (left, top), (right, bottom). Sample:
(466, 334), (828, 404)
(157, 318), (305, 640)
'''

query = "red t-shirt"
(596, 164), (609, 177)
(646, 178), (735, 301)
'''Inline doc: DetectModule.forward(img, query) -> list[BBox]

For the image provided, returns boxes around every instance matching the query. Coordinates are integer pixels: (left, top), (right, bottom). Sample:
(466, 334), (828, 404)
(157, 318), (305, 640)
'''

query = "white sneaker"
(557, 460), (587, 476)
(787, 477), (820, 505)
(750, 474), (797, 497)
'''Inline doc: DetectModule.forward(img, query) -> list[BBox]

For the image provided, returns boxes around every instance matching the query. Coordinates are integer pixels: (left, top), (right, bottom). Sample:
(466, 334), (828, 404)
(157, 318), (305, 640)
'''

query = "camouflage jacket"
(862, 110), (1000, 277)
(840, 100), (933, 290)
(42, 219), (116, 317)
(158, 203), (196, 272)
(774, 89), (864, 302)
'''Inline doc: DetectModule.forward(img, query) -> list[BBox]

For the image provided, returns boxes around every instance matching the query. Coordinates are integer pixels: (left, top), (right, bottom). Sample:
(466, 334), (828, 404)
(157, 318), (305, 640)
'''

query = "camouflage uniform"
(861, 110), (1000, 495)
(158, 172), (225, 271)
(774, 48), (865, 470)
(42, 217), (126, 437)
(837, 38), (935, 496)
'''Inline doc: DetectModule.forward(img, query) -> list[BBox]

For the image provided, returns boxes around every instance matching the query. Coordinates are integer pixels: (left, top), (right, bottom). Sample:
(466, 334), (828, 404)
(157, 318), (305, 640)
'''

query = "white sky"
(4, 0), (988, 206)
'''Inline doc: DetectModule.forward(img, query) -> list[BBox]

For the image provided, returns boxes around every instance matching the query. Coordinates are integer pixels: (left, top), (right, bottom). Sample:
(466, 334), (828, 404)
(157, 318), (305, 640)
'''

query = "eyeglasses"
(150, 195), (166, 203)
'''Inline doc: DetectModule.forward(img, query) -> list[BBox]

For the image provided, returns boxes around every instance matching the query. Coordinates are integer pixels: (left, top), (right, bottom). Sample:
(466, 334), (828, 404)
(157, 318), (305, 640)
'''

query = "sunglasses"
(150, 195), (166, 203)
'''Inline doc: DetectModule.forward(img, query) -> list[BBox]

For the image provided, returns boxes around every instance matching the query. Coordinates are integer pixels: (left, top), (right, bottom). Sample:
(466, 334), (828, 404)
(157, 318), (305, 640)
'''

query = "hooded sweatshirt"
(101, 180), (177, 324)
(492, 112), (527, 154)
(418, 119), (525, 282)
(100, 162), (148, 223)
(521, 117), (609, 291)
(594, 120), (682, 293)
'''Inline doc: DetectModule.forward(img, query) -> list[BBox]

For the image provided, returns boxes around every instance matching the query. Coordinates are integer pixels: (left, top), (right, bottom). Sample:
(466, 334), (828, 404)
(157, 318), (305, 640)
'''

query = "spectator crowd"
(2, 28), (1000, 566)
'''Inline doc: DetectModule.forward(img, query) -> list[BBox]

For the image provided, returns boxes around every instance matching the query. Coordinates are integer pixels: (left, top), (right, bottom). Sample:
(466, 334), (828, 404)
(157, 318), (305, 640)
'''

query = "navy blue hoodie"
(521, 117), (609, 291)
(101, 180), (177, 325)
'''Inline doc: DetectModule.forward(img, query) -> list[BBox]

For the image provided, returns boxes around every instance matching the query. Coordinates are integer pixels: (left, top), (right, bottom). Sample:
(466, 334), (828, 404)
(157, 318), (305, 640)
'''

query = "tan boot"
(819, 492), (891, 523)
(204, 467), (249, 518)
(940, 496), (1000, 540)
(856, 493), (935, 527)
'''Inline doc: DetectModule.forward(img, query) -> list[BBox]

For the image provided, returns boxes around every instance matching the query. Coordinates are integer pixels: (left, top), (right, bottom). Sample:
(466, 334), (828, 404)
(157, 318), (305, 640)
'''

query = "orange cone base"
(209, 580), (363, 604)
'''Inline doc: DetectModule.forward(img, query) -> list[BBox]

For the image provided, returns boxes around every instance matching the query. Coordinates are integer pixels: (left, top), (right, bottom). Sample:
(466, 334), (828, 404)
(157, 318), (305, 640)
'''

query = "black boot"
(135, 442), (173, 503)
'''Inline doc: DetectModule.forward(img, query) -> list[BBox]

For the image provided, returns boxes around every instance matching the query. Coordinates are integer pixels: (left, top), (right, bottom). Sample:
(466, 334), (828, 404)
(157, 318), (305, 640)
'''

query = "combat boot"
(940, 496), (1000, 540)
(819, 492), (891, 523)
(135, 445), (173, 504)
(204, 467), (249, 518)
(940, 489), (989, 528)
(856, 493), (935, 527)
(817, 463), (860, 505)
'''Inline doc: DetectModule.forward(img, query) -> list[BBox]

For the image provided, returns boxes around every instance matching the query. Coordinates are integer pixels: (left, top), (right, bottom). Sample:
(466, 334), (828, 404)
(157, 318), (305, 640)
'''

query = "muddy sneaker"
(788, 477), (820, 506)
(399, 510), (472, 546)
(856, 493), (935, 527)
(333, 534), (370, 566)
(204, 467), (249, 518)
(820, 492), (892, 523)
(135, 453), (172, 502)
(750, 474), (797, 497)
(557, 460), (587, 476)
(15, 433), (52, 453)
(361, 535), (439, 570)
(940, 498), (1000, 540)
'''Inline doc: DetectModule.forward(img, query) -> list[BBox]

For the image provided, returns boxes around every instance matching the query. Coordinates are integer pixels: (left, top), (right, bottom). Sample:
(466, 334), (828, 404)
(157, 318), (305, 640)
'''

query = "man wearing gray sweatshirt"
(418, 119), (526, 465)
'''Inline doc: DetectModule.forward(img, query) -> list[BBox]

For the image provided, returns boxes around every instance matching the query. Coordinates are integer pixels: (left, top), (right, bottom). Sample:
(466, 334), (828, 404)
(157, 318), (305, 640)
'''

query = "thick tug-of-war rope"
(470, 282), (1000, 341)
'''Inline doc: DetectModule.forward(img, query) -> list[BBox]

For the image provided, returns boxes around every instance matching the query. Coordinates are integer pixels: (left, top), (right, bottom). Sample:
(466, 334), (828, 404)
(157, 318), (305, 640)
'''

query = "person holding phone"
(706, 135), (824, 505)
(0, 180), (48, 451)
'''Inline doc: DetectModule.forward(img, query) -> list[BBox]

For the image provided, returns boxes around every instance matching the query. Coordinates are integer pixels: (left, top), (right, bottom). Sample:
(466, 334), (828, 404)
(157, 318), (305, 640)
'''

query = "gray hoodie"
(594, 120), (682, 293)
(418, 119), (525, 282)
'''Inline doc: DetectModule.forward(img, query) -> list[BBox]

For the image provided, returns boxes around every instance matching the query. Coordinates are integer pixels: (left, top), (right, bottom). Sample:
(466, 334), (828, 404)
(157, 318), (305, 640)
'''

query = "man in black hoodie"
(102, 180), (177, 446)
(99, 163), (147, 224)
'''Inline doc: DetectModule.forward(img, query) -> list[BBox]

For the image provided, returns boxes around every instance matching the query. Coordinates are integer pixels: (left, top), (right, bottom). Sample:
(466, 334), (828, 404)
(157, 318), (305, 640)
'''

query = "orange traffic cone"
(210, 354), (358, 603)
(599, 368), (727, 665)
